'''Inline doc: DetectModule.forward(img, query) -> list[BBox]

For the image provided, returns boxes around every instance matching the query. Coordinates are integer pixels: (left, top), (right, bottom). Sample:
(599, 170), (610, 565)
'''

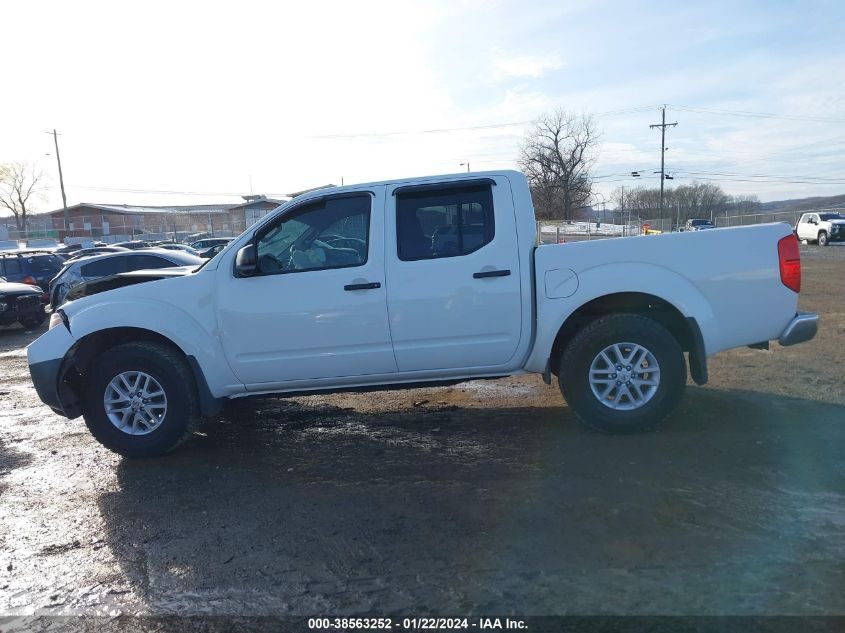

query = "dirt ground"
(0, 246), (843, 624)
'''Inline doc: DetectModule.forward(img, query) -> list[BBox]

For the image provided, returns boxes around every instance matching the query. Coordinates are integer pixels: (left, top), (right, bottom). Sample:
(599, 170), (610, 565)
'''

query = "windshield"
(818, 213), (845, 221)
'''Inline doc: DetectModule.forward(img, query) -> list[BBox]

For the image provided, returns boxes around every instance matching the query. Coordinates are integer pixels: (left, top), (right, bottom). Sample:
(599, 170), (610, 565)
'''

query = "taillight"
(778, 234), (801, 293)
(22, 275), (37, 285)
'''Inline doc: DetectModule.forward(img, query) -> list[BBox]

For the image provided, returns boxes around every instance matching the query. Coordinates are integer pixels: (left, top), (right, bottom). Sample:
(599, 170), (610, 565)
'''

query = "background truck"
(684, 218), (716, 231)
(794, 211), (845, 246)
(28, 170), (818, 457)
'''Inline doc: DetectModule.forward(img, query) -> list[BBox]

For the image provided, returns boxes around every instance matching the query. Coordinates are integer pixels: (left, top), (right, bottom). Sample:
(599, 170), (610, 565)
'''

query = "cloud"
(494, 51), (564, 79)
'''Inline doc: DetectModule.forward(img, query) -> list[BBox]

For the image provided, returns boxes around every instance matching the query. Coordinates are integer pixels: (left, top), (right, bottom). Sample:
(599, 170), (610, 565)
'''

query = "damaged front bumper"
(27, 323), (80, 418)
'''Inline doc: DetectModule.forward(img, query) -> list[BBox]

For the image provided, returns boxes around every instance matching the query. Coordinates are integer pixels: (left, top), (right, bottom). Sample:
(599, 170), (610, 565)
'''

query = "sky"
(1, 0), (844, 215)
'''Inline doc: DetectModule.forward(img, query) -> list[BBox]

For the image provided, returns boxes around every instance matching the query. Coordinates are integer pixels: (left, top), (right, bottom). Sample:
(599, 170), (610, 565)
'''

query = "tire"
(559, 313), (686, 433)
(19, 311), (47, 328)
(81, 342), (199, 457)
(818, 231), (828, 246)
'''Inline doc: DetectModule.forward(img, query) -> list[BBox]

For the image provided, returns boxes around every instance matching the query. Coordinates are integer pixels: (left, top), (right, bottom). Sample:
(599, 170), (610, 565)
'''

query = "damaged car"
(48, 249), (202, 309)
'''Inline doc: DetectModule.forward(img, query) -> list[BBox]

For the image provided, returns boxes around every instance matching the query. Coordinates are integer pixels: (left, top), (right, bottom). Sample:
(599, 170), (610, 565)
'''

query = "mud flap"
(686, 317), (708, 386)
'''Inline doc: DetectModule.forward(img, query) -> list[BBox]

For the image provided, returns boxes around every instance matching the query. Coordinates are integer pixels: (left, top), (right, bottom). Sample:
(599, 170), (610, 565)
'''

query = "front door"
(796, 214), (812, 240)
(384, 177), (523, 372)
(218, 189), (397, 387)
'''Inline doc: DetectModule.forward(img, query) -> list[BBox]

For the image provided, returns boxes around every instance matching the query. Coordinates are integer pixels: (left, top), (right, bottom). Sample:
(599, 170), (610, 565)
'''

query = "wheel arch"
(63, 327), (221, 417)
(548, 292), (708, 385)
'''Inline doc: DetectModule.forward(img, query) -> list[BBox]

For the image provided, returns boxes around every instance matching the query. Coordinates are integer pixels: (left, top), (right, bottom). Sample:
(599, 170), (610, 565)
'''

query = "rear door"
(79, 256), (129, 281)
(384, 177), (523, 372)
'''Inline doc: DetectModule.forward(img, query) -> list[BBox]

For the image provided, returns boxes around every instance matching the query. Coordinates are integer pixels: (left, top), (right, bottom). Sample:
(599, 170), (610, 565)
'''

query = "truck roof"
(290, 169), (522, 200)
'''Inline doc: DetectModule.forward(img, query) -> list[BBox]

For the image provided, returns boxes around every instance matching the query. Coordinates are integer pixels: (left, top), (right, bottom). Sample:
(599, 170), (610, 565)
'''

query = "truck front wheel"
(559, 314), (686, 433)
(818, 231), (828, 246)
(81, 342), (199, 457)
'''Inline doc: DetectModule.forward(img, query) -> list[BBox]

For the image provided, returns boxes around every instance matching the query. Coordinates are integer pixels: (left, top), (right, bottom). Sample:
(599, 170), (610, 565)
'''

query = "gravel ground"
(0, 245), (843, 624)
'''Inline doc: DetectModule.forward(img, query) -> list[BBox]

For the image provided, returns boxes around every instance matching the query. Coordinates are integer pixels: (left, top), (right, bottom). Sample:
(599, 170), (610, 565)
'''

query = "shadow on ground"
(0, 435), (33, 497)
(94, 387), (845, 615)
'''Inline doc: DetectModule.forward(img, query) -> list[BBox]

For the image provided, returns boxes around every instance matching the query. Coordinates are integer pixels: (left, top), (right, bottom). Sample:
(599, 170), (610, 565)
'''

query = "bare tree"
(0, 162), (46, 231)
(613, 185), (664, 218)
(519, 109), (598, 220)
(675, 181), (730, 221)
(731, 194), (762, 215)
(620, 181), (733, 223)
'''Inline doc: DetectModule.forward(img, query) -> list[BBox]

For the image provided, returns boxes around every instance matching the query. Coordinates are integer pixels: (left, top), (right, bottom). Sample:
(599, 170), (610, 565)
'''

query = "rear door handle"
(473, 269), (511, 279)
(344, 282), (381, 291)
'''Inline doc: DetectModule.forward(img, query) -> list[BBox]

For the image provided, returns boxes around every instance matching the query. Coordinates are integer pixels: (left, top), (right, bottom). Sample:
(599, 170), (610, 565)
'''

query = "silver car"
(49, 249), (202, 308)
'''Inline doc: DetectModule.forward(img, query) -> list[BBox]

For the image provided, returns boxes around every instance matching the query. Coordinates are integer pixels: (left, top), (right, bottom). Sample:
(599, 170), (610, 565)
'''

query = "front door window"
(256, 195), (370, 274)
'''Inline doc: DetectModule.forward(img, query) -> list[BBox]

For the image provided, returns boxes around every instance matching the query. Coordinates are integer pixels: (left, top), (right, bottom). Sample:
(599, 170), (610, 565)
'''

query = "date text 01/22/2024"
(308, 617), (528, 630)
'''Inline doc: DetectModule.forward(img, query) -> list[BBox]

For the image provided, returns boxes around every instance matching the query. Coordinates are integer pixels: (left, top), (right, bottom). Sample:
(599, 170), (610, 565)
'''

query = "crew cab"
(795, 212), (845, 246)
(27, 171), (818, 457)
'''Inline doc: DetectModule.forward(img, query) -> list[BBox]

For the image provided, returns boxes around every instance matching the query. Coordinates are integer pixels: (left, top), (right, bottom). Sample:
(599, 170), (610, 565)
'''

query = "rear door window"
(128, 254), (172, 270)
(27, 255), (63, 274)
(396, 184), (494, 261)
(80, 257), (128, 277)
(2, 259), (22, 275)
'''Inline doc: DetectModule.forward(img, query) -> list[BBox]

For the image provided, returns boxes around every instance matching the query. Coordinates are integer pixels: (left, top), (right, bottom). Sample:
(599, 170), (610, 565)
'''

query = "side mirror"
(234, 244), (257, 277)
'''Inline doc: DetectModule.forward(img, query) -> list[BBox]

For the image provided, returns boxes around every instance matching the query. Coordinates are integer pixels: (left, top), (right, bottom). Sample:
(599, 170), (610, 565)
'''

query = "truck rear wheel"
(559, 314), (686, 433)
(81, 342), (199, 457)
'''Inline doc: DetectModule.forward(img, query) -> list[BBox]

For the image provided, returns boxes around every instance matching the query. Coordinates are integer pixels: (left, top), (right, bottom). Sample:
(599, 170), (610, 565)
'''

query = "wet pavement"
(1, 250), (843, 623)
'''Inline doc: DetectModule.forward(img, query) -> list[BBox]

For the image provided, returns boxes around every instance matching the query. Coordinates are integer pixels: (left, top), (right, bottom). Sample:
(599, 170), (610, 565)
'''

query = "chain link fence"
(537, 220), (642, 244)
(537, 208), (845, 245)
(715, 209), (845, 228)
(6, 206), (843, 250)
(1, 215), (248, 247)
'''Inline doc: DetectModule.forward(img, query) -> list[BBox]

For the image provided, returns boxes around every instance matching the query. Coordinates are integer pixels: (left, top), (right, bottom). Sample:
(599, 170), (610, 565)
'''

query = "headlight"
(49, 310), (67, 330)
(0, 301), (7, 313)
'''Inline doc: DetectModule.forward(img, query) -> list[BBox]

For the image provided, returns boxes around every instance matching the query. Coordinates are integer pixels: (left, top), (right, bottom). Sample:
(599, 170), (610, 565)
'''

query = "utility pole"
(620, 185), (625, 236)
(649, 106), (677, 217)
(49, 129), (69, 234)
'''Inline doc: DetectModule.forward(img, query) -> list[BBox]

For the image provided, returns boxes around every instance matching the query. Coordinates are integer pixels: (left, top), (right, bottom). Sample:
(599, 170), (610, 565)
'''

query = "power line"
(668, 104), (845, 124)
(309, 105), (661, 140)
(310, 120), (533, 140)
(672, 168), (845, 182)
(674, 175), (845, 185)
(66, 184), (253, 197)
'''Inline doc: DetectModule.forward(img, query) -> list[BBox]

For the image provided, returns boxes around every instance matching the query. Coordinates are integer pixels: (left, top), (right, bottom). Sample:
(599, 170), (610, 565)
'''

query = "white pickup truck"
(28, 171), (818, 457)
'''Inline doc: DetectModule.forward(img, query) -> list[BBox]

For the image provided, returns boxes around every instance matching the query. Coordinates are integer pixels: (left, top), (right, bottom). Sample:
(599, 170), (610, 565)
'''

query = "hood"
(64, 266), (195, 303)
(119, 266), (197, 279)
(0, 281), (42, 295)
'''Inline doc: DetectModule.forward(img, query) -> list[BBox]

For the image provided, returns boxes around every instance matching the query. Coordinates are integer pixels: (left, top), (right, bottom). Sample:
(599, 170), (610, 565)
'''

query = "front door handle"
(344, 282), (381, 291)
(473, 269), (511, 279)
